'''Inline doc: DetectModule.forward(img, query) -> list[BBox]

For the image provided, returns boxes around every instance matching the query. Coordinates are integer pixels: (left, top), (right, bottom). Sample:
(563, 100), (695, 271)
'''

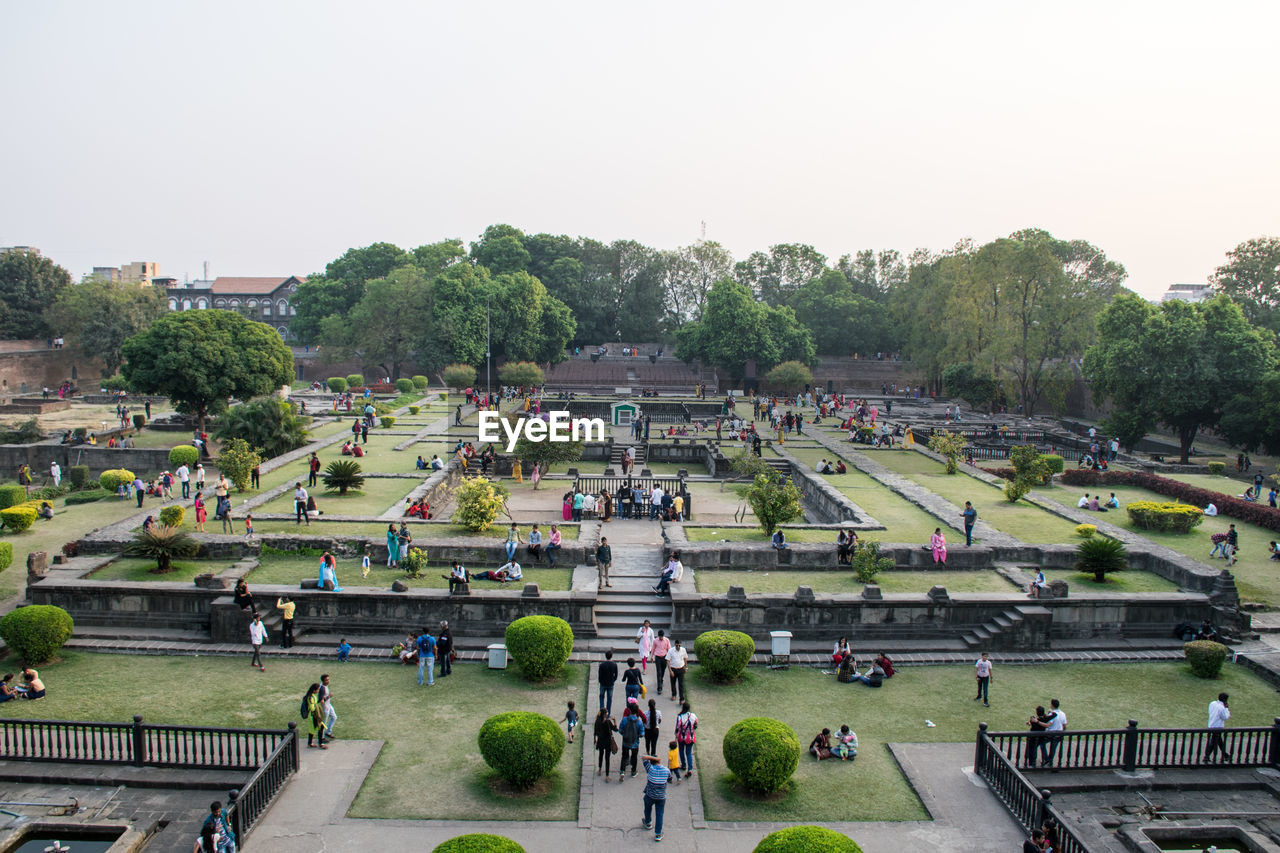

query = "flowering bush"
(1074, 523), (1097, 538)
(1126, 501), (1204, 533)
(1058, 470), (1280, 532)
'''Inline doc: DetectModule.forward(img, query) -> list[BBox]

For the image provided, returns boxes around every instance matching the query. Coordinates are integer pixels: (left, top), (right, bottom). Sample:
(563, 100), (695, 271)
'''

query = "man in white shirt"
(973, 652), (992, 707)
(666, 639), (688, 702)
(248, 612), (267, 671)
(500, 561), (523, 583)
(1205, 692), (1231, 762)
(430, 455), (443, 471)
(294, 484), (309, 526)
(1076, 493), (1090, 509)
(1040, 698), (1066, 766)
(649, 486), (664, 520)
(176, 464), (190, 499)
(49, 461), (61, 487)
(1204, 503), (1218, 517)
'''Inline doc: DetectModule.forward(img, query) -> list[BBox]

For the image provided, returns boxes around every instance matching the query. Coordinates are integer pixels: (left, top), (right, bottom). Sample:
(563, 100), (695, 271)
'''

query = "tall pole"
(486, 295), (492, 412)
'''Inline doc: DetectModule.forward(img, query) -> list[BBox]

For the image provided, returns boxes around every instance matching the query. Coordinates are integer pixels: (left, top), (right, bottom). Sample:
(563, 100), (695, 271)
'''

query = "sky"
(3, 1), (1278, 299)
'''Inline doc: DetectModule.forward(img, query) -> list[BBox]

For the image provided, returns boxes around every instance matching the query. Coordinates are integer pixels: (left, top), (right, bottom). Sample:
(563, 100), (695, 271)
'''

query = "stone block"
(391, 580), (408, 592)
(862, 584), (883, 600)
(299, 578), (320, 590)
(194, 573), (230, 590)
(26, 551), (48, 580)
(727, 585), (746, 600)
(927, 585), (950, 602)
(52, 554), (65, 565)
(794, 586), (815, 603)
(1048, 580), (1069, 598)
(450, 582), (471, 595)
(521, 583), (541, 598)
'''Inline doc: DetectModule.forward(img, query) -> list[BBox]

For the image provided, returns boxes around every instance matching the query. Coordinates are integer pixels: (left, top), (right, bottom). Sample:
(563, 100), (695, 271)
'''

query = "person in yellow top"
(512, 457), (523, 483)
(903, 427), (915, 447)
(523, 396), (530, 412)
(667, 739), (682, 783)
(277, 597), (296, 649)
(672, 493), (684, 521)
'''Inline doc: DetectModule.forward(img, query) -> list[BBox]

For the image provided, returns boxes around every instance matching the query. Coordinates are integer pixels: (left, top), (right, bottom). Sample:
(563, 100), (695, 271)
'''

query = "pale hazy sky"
(4, 1), (1277, 298)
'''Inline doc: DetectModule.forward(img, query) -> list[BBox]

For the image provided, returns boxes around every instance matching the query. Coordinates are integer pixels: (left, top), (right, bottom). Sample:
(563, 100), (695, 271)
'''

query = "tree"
(124, 525), (198, 574)
(121, 310), (294, 435)
(837, 248), (909, 301)
(733, 243), (827, 306)
(214, 397), (310, 458)
(764, 361), (813, 394)
(745, 472), (803, 536)
(511, 433), (583, 489)
(791, 270), (893, 356)
(1084, 293), (1273, 462)
(1209, 236), (1280, 335)
(662, 240), (733, 323)
(453, 476), (510, 531)
(411, 239), (467, 277)
(323, 460), (365, 495)
(319, 266), (432, 379)
(441, 364), (477, 391)
(927, 430), (968, 474)
(326, 242), (414, 288)
(0, 249), (72, 340)
(291, 276), (356, 346)
(44, 276), (168, 375)
(497, 362), (544, 388)
(1009, 444), (1051, 490)
(675, 280), (814, 380)
(216, 438), (262, 492)
(942, 362), (998, 409)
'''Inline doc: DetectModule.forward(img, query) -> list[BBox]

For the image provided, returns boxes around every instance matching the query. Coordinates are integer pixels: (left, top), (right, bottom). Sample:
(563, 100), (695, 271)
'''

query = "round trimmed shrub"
(1207, 461), (1226, 475)
(159, 505), (185, 528)
(433, 834), (525, 853)
(99, 469), (135, 493)
(327, 377), (348, 393)
(0, 542), (12, 572)
(346, 374), (364, 388)
(694, 630), (755, 683)
(380, 416), (396, 428)
(411, 375), (429, 391)
(1074, 523), (1097, 539)
(168, 445), (199, 467)
(1, 506), (37, 532)
(0, 605), (74, 664)
(478, 711), (565, 788)
(1185, 640), (1229, 678)
(68, 465), (90, 488)
(754, 826), (863, 853)
(1126, 501), (1204, 533)
(505, 615), (573, 681)
(0, 485), (27, 511)
(132, 414), (146, 430)
(1043, 454), (1065, 475)
(408, 406), (421, 415)
(395, 378), (415, 394)
(723, 717), (801, 794)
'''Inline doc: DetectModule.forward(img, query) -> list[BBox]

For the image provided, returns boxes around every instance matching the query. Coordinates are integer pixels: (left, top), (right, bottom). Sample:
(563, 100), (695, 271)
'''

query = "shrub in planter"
(380, 416), (396, 428)
(433, 835), (525, 853)
(0, 605), (74, 664)
(133, 413), (146, 430)
(1207, 461), (1226, 475)
(395, 378), (415, 394)
(1074, 535), (1127, 582)
(694, 630), (755, 683)
(124, 524), (198, 573)
(505, 615), (573, 681)
(411, 375), (430, 391)
(452, 477), (509, 532)
(159, 505), (185, 528)
(722, 717), (801, 794)
(1043, 454), (1065, 475)
(754, 826), (863, 853)
(1184, 640), (1229, 678)
(98, 469), (135, 493)
(1003, 478), (1031, 503)
(168, 445), (199, 467)
(0, 506), (37, 532)
(0, 485), (27, 511)
(851, 540), (893, 583)
(323, 460), (365, 495)
(327, 377), (348, 393)
(477, 711), (565, 788)
(1125, 501), (1204, 533)
(346, 374), (364, 389)
(1074, 523), (1097, 539)
(408, 405), (421, 415)
(0, 542), (12, 572)
(68, 465), (90, 488)
(65, 488), (109, 505)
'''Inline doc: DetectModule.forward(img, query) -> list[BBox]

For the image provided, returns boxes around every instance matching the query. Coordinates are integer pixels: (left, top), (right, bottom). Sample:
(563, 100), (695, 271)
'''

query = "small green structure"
(611, 401), (639, 426)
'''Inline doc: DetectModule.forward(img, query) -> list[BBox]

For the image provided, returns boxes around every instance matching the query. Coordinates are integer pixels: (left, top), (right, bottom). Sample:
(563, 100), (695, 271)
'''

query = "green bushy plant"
(346, 374), (364, 388)
(64, 489), (108, 505)
(395, 378), (415, 394)
(754, 826), (863, 853)
(1207, 461), (1226, 475)
(927, 430), (968, 474)
(158, 505), (185, 527)
(452, 477), (509, 532)
(442, 364), (476, 391)
(0, 605), (74, 664)
(168, 445), (199, 467)
(0, 418), (42, 444)
(216, 438), (262, 492)
(1, 506), (37, 532)
(0, 485), (27, 510)
(380, 416), (396, 428)
(433, 835), (525, 853)
(746, 472), (803, 536)
(851, 540), (894, 583)
(694, 630), (755, 683)
(1043, 454), (1065, 475)
(31, 485), (69, 501)
(132, 414), (146, 430)
(505, 615), (573, 681)
(723, 717), (801, 794)
(98, 469), (135, 493)
(1074, 535), (1127, 582)
(477, 711), (565, 788)
(496, 361), (543, 388)
(123, 524), (198, 573)
(1003, 478), (1031, 503)
(0, 542), (13, 572)
(408, 405), (421, 415)
(99, 375), (129, 392)
(327, 377), (348, 393)
(411, 374), (429, 390)
(1125, 501), (1204, 533)
(1074, 523), (1097, 539)
(400, 547), (428, 579)
(68, 465), (90, 488)
(323, 460), (365, 495)
(1184, 640), (1229, 678)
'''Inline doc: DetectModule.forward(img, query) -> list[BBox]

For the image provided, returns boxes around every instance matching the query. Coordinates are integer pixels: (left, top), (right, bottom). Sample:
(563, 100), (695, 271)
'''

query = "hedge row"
(1060, 469), (1280, 532)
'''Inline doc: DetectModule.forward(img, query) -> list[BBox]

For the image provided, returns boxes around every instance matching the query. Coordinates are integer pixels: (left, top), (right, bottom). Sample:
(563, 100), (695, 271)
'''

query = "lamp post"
(485, 294), (492, 412)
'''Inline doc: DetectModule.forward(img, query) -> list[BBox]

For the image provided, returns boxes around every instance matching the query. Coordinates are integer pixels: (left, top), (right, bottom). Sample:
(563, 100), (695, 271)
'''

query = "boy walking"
(973, 652), (992, 706)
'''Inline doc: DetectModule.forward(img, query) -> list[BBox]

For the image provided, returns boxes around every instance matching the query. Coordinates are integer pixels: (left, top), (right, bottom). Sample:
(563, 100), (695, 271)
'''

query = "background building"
(165, 275), (304, 339)
(1159, 283), (1213, 303)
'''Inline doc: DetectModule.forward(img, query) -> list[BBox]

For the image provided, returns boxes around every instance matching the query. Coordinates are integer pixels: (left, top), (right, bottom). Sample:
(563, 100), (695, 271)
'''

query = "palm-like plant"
(323, 460), (365, 495)
(214, 397), (310, 459)
(1074, 536), (1128, 583)
(124, 525), (199, 573)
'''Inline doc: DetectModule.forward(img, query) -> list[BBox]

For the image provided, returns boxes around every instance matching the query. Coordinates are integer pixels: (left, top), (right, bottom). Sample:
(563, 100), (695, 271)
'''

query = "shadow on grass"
(714, 773), (796, 807)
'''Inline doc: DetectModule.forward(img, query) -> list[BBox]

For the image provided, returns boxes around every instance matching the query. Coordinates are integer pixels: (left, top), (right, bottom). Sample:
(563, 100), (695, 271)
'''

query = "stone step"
(992, 615), (1013, 629)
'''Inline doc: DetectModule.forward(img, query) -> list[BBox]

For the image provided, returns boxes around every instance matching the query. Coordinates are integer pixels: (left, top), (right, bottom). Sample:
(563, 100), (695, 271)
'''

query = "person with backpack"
(416, 629), (437, 686)
(618, 704), (644, 781)
(301, 683), (327, 749)
(674, 701), (698, 778)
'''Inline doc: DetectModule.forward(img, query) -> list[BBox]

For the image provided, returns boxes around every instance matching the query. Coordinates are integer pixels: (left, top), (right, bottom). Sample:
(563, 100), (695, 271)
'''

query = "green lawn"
(249, 520), (580, 541)
(247, 553), (572, 590)
(256, 477), (420, 516)
(1042, 568), (1180, 594)
(692, 662), (1279, 822)
(0, 651), (584, 821)
(694, 568), (1016, 594)
(89, 557), (235, 582)
(684, 526), (842, 544)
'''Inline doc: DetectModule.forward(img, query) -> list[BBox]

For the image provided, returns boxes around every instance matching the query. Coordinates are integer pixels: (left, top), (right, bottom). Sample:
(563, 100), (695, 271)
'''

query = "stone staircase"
(960, 604), (1051, 649)
(764, 458), (792, 478)
(609, 443), (647, 469)
(594, 544), (672, 653)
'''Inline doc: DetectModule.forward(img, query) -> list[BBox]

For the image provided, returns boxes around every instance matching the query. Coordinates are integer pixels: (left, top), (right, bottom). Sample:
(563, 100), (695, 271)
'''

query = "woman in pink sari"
(930, 528), (947, 566)
(562, 491), (573, 522)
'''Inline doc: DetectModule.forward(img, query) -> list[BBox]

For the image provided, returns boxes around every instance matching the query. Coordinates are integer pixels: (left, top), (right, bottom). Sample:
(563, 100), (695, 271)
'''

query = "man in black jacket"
(437, 621), (454, 677)
(598, 650), (618, 714)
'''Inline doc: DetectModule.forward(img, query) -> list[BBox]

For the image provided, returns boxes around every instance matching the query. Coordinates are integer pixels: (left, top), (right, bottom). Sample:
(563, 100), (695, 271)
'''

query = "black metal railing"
(0, 718), (133, 763)
(227, 722), (299, 842)
(574, 476), (684, 497)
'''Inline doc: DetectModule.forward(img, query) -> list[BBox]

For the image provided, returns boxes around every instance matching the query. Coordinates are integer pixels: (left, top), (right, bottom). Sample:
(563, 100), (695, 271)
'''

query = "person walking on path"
(622, 657), (645, 702)
(651, 630), (671, 695)
(177, 463), (190, 499)
(192, 491), (207, 532)
(49, 461), (61, 487)
(302, 683), (327, 749)
(437, 621), (453, 677)
(1225, 523), (1239, 566)
(930, 527), (948, 566)
(599, 651), (619, 713)
(666, 639), (688, 703)
(644, 698), (663, 755)
(618, 704), (644, 781)
(318, 673), (337, 737)
(636, 619), (655, 672)
(308, 453), (321, 488)
(596, 537), (612, 587)
(974, 652), (992, 706)
(416, 629), (436, 686)
(1204, 692), (1231, 762)
(276, 596), (295, 648)
(248, 613), (267, 672)
(674, 701), (698, 779)
(962, 501), (977, 546)
(386, 524), (400, 568)
(294, 483), (309, 526)
(640, 752), (671, 842)
(594, 709), (618, 781)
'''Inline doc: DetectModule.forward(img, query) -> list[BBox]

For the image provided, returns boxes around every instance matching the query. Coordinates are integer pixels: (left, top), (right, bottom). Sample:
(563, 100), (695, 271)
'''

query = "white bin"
(770, 631), (793, 656)
(488, 643), (508, 669)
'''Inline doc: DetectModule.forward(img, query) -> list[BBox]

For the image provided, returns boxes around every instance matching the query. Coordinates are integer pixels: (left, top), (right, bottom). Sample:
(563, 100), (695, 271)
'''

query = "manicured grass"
(694, 568), (1016, 594)
(683, 527), (840, 544)
(1042, 568), (1180, 594)
(249, 521), (581, 541)
(89, 557), (236, 582)
(1162, 472), (1261, 495)
(256, 477), (419, 516)
(247, 553), (572, 590)
(0, 651), (585, 821)
(692, 662), (1279, 822)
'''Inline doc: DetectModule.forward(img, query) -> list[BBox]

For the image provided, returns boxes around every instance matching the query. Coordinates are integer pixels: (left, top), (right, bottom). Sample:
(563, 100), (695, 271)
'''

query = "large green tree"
(214, 396), (310, 458)
(734, 243), (828, 307)
(675, 279), (814, 380)
(293, 242), (416, 344)
(1083, 293), (1273, 462)
(0, 249), (72, 340)
(320, 266), (433, 379)
(1209, 236), (1280, 335)
(661, 240), (733, 324)
(121, 310), (294, 434)
(44, 275), (168, 375)
(791, 269), (893, 356)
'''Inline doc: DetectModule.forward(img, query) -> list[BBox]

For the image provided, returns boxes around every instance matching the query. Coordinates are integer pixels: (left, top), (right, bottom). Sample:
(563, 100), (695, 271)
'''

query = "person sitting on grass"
(835, 459), (847, 474)
(38, 501), (54, 520)
(1105, 493), (1120, 509)
(832, 724), (857, 760)
(1269, 541), (1280, 562)
(809, 728), (833, 760)
(473, 560), (522, 583)
(395, 633), (419, 666)
(415, 455), (427, 470)
(875, 652), (896, 678)
(341, 441), (354, 456)
(832, 637), (852, 665)
(1087, 495), (1106, 512)
(0, 674), (19, 703)
(17, 668), (45, 700)
(818, 459), (834, 474)
(1243, 486), (1259, 503)
(853, 661), (885, 687)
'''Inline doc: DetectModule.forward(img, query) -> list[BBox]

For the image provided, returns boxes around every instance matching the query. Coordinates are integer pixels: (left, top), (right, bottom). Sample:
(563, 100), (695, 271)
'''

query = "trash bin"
(770, 631), (792, 656)
(488, 643), (508, 669)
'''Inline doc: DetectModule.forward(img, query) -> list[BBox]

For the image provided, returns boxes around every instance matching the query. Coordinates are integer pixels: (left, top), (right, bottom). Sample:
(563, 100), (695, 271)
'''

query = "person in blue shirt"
(336, 638), (352, 662)
(771, 530), (788, 549)
(961, 501), (978, 546)
(640, 753), (671, 842)
(416, 630), (436, 686)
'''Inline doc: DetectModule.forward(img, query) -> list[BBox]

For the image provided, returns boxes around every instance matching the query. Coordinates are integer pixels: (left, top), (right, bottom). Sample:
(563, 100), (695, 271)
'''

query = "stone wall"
(775, 448), (876, 526)
(0, 348), (105, 401)
(0, 444), (180, 479)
